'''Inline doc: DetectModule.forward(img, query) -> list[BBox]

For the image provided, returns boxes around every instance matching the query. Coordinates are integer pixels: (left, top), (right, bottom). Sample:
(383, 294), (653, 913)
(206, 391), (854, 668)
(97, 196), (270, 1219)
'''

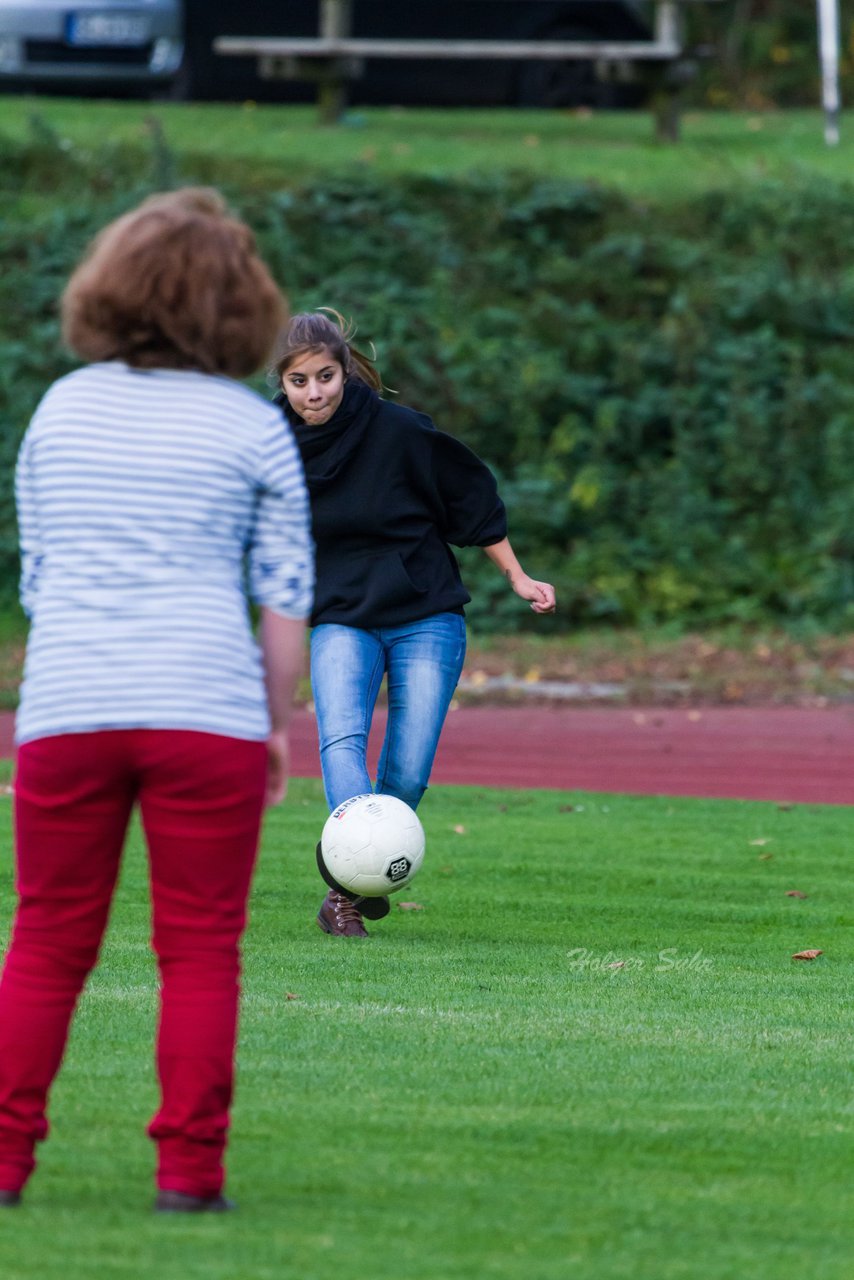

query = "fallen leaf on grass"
(749, 838), (770, 846)
(285, 992), (300, 1000)
(786, 890), (808, 899)
(453, 824), (467, 834)
(759, 853), (774, 861)
(558, 804), (574, 813)
(606, 961), (626, 971)
(791, 949), (822, 961)
(396, 902), (424, 912)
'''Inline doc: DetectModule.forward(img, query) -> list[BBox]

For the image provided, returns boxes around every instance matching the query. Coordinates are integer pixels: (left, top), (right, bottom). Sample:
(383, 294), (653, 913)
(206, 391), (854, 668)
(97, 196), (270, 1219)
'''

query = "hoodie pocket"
(317, 550), (428, 622)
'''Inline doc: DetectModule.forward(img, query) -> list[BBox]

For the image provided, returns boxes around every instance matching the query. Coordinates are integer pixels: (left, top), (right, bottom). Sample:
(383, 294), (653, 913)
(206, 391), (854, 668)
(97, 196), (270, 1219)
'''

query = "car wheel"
(516, 24), (616, 109)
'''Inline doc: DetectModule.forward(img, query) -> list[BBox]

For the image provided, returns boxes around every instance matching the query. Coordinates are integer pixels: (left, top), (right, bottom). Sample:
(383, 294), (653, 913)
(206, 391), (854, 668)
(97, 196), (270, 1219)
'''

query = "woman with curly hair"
(0, 189), (313, 1212)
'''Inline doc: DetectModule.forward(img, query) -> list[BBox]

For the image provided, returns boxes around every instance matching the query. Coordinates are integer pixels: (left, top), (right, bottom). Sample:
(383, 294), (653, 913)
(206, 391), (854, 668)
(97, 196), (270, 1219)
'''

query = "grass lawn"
(0, 98), (852, 199)
(0, 776), (850, 1279)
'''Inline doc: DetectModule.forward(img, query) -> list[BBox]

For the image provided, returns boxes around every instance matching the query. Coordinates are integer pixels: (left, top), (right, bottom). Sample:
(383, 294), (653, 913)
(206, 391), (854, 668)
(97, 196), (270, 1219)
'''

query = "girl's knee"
(377, 776), (426, 811)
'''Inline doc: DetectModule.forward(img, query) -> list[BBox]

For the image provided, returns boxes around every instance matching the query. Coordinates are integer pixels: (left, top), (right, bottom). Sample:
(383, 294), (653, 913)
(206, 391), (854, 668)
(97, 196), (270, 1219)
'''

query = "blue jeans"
(310, 613), (467, 812)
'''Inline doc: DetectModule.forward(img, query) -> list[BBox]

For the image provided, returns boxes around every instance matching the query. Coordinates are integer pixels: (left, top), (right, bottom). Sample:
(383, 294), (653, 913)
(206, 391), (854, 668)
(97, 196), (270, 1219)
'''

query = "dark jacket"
(276, 382), (507, 628)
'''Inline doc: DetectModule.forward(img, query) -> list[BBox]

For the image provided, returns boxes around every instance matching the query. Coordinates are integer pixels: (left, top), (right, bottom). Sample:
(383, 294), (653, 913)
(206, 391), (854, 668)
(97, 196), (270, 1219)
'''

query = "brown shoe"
(317, 890), (369, 937)
(154, 1189), (235, 1213)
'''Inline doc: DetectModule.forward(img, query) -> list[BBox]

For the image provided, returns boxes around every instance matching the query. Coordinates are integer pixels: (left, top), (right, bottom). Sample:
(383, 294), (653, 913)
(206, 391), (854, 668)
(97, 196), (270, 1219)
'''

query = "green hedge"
(3, 127), (854, 631)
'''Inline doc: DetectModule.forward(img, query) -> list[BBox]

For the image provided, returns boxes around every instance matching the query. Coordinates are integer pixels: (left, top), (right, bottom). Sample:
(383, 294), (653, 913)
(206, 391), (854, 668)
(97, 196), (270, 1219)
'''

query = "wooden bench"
(214, 1), (719, 139)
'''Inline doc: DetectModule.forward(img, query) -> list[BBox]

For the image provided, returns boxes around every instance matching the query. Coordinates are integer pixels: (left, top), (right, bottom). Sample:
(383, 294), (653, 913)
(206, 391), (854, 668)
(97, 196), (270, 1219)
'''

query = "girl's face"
(281, 348), (345, 425)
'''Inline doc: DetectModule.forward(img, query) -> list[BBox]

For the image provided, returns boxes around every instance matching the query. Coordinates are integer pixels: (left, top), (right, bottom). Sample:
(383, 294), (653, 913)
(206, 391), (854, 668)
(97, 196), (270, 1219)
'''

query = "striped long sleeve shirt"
(14, 361), (314, 745)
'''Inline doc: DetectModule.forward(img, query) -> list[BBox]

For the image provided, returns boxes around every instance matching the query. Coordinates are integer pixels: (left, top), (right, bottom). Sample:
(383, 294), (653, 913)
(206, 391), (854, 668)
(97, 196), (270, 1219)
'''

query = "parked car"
(0, 0), (184, 92)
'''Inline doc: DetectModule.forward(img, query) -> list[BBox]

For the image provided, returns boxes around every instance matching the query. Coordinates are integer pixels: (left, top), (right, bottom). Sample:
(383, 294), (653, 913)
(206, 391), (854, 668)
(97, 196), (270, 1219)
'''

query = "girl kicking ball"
(275, 309), (555, 937)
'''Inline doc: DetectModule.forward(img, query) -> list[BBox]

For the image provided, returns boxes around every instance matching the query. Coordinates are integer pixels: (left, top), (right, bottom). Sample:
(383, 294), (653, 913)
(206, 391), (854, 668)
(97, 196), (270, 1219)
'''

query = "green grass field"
(1, 98), (852, 199)
(0, 777), (851, 1280)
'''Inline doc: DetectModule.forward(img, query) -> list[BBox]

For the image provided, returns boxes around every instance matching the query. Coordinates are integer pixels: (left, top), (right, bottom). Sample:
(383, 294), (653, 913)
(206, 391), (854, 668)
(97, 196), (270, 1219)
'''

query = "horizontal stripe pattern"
(15, 362), (314, 744)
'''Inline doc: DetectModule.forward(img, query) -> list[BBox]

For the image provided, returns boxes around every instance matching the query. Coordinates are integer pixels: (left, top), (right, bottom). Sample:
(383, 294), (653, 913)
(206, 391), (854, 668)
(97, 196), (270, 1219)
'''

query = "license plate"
(65, 12), (150, 47)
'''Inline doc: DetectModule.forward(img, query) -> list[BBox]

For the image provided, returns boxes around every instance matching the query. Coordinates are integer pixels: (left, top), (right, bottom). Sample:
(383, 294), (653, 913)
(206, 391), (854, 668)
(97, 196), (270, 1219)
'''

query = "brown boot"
(317, 890), (369, 937)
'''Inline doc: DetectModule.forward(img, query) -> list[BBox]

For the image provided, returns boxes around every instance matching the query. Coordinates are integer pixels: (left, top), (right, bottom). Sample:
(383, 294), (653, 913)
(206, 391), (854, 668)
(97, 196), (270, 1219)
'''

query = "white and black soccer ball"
(318, 794), (425, 899)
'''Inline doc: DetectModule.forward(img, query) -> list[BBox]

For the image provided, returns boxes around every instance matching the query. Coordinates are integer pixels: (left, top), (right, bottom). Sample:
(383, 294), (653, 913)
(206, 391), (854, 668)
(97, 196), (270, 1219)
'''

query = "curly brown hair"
(61, 187), (285, 378)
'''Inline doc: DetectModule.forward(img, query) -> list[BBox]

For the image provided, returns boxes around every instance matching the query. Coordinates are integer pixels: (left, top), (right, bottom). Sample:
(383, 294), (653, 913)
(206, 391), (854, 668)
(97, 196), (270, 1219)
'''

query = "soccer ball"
(319, 794), (425, 898)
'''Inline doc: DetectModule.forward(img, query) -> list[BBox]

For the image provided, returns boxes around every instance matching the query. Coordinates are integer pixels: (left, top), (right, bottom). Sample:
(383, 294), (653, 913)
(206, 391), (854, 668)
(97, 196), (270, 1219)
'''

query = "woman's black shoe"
(315, 842), (391, 919)
(0, 1189), (21, 1207)
(154, 1189), (235, 1213)
(351, 893), (390, 920)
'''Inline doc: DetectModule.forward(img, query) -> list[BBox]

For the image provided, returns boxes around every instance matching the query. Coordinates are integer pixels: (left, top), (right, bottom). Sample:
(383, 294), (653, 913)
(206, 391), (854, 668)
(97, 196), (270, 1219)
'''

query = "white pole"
(817, 0), (841, 145)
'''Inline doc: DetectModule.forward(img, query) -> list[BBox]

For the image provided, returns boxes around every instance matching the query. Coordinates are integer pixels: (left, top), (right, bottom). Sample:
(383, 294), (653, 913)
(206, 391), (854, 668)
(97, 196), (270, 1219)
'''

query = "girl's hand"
(481, 540), (556, 614)
(511, 574), (556, 614)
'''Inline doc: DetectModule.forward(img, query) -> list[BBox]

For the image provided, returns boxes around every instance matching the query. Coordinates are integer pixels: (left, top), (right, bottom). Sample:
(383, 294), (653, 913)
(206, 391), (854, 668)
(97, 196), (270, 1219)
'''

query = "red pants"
(0, 730), (267, 1197)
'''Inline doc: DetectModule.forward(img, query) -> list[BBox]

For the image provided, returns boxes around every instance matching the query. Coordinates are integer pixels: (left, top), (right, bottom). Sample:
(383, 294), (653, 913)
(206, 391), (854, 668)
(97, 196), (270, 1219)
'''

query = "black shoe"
(315, 842), (391, 920)
(0, 1190), (21, 1207)
(154, 1189), (235, 1213)
(351, 893), (391, 921)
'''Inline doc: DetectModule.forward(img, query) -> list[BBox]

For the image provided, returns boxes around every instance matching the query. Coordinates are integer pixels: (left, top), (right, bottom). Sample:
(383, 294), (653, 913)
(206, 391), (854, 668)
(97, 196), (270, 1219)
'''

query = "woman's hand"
(510, 573), (556, 614)
(259, 609), (308, 807)
(265, 728), (290, 807)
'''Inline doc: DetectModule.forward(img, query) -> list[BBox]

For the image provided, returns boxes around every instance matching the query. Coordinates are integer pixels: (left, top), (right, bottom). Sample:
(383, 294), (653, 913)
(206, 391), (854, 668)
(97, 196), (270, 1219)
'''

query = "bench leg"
(652, 85), (681, 142)
(646, 58), (697, 143)
(318, 75), (348, 124)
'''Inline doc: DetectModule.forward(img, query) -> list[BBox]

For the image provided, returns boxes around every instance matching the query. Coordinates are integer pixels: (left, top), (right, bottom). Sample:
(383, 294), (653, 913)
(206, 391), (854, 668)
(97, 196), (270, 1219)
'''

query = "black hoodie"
(276, 381), (507, 628)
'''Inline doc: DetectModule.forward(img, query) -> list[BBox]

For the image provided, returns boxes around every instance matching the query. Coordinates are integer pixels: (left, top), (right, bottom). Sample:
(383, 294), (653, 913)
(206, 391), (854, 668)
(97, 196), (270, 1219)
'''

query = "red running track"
(2, 705), (854, 805)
